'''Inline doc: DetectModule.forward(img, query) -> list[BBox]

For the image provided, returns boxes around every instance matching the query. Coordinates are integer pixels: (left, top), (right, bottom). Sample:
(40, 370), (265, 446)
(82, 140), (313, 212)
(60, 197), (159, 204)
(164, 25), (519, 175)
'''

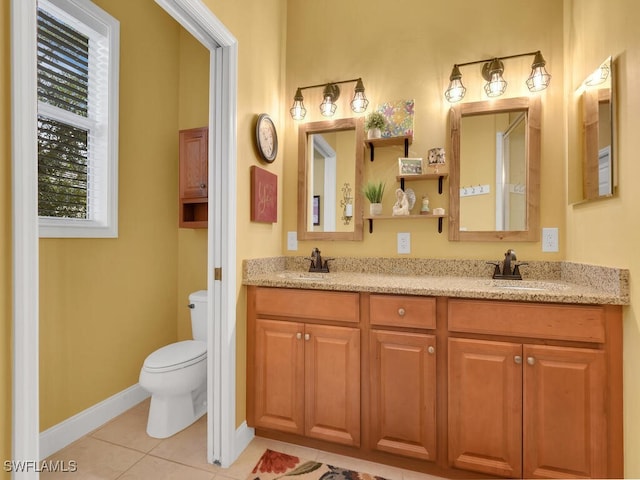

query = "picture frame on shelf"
(398, 157), (423, 175)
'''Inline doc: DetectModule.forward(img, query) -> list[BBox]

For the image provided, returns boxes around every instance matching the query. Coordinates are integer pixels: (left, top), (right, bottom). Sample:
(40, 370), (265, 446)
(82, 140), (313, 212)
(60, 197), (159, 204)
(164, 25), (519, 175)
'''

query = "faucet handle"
(486, 261), (501, 278)
(512, 262), (528, 278)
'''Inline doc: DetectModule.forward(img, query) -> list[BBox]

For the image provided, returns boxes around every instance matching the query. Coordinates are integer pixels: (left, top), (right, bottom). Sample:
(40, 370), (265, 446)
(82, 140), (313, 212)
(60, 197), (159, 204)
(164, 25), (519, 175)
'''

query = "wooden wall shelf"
(363, 213), (446, 234)
(365, 134), (413, 161)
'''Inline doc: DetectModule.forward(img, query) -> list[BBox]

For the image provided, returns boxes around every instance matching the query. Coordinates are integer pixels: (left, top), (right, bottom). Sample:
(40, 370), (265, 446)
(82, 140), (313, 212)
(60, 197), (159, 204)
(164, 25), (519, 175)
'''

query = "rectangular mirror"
(297, 118), (364, 241)
(580, 56), (615, 201)
(449, 97), (541, 241)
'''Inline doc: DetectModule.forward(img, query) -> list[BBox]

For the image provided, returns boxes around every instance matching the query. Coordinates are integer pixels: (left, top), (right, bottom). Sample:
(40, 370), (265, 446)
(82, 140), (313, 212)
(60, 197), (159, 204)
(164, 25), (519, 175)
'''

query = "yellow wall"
(564, 0), (640, 476)
(1, 0), (11, 472)
(284, 0), (565, 262)
(39, 0), (182, 429)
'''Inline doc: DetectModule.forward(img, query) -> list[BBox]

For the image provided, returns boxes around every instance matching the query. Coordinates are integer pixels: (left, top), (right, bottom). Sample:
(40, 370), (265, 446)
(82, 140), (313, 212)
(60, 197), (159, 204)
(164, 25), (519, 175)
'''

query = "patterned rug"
(248, 449), (390, 480)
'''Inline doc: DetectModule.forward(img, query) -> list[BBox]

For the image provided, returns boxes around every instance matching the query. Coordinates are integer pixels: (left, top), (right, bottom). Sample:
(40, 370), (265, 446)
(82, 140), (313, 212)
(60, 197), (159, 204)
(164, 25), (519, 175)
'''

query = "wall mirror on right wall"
(449, 96), (541, 242)
(569, 56), (616, 203)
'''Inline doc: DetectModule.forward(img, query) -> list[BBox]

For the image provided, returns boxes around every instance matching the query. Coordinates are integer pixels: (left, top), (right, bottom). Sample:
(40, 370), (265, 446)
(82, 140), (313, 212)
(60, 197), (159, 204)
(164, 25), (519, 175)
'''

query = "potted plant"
(363, 180), (385, 216)
(365, 112), (386, 139)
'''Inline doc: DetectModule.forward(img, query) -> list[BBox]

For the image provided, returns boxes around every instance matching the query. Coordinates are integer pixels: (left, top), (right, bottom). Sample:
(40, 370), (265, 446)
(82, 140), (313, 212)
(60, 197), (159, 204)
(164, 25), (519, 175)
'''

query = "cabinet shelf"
(397, 173), (448, 193)
(363, 213), (446, 234)
(365, 134), (413, 161)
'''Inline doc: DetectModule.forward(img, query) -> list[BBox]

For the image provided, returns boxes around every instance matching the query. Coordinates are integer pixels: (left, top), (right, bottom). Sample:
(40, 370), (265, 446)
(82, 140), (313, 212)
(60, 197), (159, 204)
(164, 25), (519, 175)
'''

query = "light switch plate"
(287, 231), (298, 251)
(542, 227), (559, 252)
(397, 232), (411, 254)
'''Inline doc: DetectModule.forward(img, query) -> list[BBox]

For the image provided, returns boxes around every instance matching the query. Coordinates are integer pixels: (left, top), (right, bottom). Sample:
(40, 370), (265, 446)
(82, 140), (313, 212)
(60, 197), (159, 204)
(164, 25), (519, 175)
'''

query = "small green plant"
(365, 112), (386, 131)
(362, 180), (386, 203)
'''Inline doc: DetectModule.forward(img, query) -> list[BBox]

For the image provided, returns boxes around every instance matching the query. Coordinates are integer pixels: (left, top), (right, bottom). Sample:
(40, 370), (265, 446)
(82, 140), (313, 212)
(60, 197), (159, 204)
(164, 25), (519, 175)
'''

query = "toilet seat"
(143, 340), (206, 373)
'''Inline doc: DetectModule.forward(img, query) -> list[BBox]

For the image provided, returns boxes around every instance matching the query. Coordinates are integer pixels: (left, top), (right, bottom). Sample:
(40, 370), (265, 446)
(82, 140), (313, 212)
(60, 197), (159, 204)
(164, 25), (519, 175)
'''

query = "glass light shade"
(484, 72), (507, 97)
(350, 91), (369, 113)
(320, 95), (337, 116)
(445, 65), (466, 103)
(290, 100), (306, 120)
(290, 88), (307, 120)
(526, 65), (551, 91)
(445, 78), (466, 103)
(351, 78), (369, 113)
(585, 63), (609, 86)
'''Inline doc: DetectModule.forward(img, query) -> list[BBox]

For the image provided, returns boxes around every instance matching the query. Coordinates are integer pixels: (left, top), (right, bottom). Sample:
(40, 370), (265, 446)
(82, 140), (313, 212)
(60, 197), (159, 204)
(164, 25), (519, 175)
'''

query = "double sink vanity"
(244, 256), (628, 479)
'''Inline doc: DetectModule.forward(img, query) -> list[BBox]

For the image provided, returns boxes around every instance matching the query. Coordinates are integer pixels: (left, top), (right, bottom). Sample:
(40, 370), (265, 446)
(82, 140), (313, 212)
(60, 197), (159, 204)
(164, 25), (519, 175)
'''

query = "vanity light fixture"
(445, 50), (551, 103)
(584, 61), (610, 86)
(290, 77), (369, 120)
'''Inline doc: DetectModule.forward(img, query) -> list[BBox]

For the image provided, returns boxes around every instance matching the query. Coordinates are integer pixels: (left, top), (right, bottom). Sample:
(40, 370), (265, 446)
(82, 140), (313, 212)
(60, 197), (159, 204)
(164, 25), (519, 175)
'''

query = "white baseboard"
(234, 421), (254, 463)
(40, 384), (150, 460)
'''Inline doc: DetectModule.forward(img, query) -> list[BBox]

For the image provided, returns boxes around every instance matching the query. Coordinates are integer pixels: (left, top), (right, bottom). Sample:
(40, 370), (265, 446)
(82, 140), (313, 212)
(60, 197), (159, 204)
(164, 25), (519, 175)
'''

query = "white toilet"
(139, 290), (208, 438)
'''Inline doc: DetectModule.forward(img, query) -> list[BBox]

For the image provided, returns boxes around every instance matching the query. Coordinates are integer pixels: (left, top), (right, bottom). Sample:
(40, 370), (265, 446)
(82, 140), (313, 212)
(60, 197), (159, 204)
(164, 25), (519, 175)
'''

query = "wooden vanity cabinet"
(368, 295), (437, 461)
(179, 127), (208, 228)
(246, 287), (622, 479)
(248, 287), (361, 447)
(447, 299), (620, 479)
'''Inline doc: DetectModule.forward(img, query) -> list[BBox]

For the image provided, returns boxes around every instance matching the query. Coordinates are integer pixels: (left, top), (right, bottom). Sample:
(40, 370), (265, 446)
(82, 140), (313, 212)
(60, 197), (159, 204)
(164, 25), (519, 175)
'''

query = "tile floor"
(43, 399), (444, 479)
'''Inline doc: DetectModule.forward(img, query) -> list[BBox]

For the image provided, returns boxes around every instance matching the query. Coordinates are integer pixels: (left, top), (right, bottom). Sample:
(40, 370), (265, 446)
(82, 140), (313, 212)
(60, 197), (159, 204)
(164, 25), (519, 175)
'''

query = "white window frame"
(37, 0), (119, 238)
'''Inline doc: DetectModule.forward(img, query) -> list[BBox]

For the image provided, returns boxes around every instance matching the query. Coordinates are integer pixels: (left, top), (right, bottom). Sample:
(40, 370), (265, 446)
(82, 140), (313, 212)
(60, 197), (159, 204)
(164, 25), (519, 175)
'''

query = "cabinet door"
(448, 338), (522, 478)
(179, 127), (208, 199)
(369, 330), (436, 460)
(253, 319), (304, 435)
(304, 324), (360, 446)
(523, 344), (607, 479)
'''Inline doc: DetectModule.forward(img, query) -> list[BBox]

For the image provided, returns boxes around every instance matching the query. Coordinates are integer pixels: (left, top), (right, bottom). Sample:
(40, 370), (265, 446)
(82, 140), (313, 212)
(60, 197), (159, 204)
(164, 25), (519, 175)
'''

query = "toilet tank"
(189, 290), (208, 342)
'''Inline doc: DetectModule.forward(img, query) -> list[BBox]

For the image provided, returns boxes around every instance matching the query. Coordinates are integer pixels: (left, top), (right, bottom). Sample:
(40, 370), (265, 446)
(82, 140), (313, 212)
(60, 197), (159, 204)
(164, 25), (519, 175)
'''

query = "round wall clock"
(255, 113), (278, 163)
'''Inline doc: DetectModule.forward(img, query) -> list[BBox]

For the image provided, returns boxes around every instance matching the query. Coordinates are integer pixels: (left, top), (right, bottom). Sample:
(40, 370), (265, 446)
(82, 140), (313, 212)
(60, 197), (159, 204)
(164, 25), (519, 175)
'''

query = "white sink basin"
(277, 272), (328, 281)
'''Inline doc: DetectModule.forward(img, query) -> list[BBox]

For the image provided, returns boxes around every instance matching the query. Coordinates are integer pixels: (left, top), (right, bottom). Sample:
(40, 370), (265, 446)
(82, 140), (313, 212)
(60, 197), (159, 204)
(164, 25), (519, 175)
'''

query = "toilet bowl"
(139, 290), (208, 438)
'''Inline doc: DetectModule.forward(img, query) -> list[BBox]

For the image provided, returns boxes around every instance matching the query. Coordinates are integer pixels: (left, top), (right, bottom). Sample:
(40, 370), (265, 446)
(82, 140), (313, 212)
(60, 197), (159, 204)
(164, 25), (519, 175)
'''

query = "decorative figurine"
(392, 188), (410, 216)
(420, 194), (431, 214)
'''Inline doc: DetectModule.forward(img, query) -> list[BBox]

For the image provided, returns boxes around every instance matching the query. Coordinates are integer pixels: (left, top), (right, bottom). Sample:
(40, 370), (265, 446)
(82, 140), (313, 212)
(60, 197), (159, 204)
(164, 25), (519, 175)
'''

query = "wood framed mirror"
(449, 96), (541, 241)
(297, 117), (364, 241)
(579, 56), (615, 202)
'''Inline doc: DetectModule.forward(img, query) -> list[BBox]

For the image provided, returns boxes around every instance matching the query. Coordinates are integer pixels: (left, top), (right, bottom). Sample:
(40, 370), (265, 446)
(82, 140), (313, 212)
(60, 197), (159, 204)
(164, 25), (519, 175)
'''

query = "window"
(37, 0), (119, 238)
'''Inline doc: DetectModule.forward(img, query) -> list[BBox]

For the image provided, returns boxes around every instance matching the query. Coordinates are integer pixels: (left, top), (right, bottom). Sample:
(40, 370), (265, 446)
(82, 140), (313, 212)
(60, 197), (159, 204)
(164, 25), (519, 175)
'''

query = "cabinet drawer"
(255, 287), (359, 323)
(448, 299), (605, 343)
(370, 295), (436, 329)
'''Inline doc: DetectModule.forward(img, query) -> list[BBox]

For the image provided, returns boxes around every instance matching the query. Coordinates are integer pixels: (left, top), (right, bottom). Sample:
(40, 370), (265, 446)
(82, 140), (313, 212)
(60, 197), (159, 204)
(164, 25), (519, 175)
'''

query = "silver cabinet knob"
(428, 346), (435, 355)
(304, 333), (310, 341)
(527, 356), (536, 366)
(200, 183), (206, 189)
(296, 332), (302, 340)
(398, 308), (406, 317)
(515, 355), (522, 364)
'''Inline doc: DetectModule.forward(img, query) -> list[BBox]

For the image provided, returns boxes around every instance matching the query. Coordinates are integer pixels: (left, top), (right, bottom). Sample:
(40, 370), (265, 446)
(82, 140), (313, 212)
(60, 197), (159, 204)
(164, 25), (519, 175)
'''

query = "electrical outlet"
(542, 227), (559, 252)
(287, 231), (298, 251)
(397, 232), (411, 254)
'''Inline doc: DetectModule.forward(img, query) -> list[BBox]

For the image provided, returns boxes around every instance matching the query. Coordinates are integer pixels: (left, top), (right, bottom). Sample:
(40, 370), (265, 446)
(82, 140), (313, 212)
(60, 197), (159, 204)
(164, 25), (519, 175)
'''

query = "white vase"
(369, 203), (383, 216)
(367, 128), (381, 140)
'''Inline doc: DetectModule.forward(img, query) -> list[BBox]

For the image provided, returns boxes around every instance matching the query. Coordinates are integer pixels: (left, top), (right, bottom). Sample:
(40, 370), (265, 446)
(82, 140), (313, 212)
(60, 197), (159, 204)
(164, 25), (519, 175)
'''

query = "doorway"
(11, 0), (240, 471)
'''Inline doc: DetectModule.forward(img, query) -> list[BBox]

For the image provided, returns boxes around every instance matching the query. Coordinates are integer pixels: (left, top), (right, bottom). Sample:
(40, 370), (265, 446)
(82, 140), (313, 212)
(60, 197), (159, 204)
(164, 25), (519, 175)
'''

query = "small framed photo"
(398, 157), (423, 175)
(312, 195), (320, 226)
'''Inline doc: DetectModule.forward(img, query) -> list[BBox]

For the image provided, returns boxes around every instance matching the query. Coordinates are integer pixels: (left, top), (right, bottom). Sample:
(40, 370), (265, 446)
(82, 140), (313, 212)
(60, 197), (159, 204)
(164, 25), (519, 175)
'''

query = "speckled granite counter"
(242, 257), (629, 305)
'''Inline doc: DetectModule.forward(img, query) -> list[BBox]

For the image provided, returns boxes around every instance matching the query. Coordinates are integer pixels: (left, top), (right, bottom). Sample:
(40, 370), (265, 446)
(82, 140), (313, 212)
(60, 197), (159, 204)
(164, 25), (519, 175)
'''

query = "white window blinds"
(37, 0), (119, 238)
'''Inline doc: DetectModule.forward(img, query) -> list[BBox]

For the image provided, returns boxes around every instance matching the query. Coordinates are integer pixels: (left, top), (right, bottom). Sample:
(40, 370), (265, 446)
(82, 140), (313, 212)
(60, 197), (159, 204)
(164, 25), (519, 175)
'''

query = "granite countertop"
(242, 257), (630, 305)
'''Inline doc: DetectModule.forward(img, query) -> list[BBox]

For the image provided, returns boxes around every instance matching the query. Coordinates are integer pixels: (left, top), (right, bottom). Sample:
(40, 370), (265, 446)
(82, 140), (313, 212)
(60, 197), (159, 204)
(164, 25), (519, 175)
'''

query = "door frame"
(154, 0), (238, 467)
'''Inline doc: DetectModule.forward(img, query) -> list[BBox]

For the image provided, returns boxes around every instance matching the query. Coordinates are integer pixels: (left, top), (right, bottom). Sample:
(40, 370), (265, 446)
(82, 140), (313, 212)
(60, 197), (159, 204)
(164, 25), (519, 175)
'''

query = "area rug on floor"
(248, 449), (390, 480)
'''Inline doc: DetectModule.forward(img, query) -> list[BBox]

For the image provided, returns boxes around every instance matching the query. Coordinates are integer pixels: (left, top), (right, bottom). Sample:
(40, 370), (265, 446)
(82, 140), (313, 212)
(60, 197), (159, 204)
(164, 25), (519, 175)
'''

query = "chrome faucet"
(306, 248), (332, 273)
(488, 249), (527, 279)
